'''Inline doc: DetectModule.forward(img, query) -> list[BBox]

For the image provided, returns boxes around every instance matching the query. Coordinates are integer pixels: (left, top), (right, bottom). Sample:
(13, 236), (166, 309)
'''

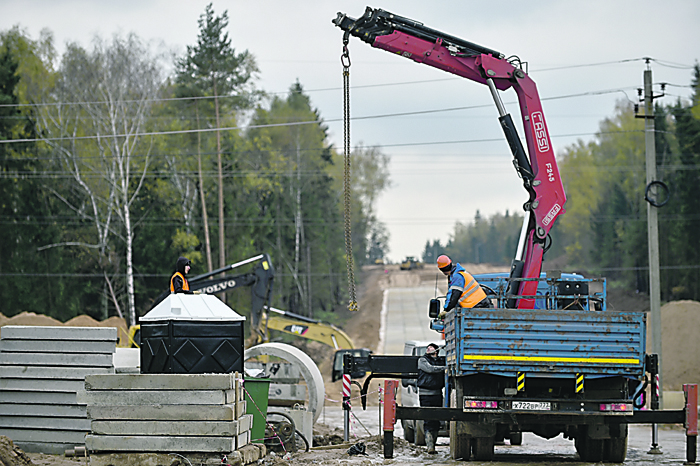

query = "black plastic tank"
(139, 294), (246, 374)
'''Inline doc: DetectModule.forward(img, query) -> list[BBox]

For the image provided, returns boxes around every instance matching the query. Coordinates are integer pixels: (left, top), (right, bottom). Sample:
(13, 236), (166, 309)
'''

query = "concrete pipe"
(244, 342), (325, 424)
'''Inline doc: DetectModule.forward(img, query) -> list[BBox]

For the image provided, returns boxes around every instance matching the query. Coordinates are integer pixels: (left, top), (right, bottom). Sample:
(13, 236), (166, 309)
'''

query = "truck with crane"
(333, 7), (698, 463)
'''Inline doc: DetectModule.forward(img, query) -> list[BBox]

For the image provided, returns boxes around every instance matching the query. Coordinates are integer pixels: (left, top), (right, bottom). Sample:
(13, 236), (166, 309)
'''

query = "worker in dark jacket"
(417, 343), (445, 454)
(170, 256), (193, 294)
(437, 254), (492, 318)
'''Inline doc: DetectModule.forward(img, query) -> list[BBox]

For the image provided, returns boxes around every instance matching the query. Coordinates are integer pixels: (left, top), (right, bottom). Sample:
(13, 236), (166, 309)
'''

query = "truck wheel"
(509, 432), (523, 446)
(403, 421), (415, 443)
(605, 436), (628, 463)
(450, 424), (470, 460)
(586, 438), (605, 462)
(473, 437), (494, 461)
(415, 420), (426, 446)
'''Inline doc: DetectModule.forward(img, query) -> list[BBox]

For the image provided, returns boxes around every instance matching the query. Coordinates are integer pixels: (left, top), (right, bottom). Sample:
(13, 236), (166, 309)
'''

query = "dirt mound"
(650, 300), (700, 390)
(0, 312), (129, 345)
(1, 312), (63, 328)
(0, 436), (33, 466)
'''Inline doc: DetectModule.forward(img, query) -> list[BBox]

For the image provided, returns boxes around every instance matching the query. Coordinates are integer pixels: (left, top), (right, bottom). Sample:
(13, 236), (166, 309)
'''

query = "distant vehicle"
(400, 256), (423, 270)
(374, 258), (385, 265)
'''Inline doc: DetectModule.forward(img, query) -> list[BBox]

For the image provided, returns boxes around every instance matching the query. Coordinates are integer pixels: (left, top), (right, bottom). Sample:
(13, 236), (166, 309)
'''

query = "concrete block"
(77, 389), (235, 406)
(0, 340), (116, 354)
(0, 415), (90, 430)
(0, 427), (87, 444)
(232, 400), (246, 419)
(0, 352), (114, 367)
(246, 362), (301, 384)
(235, 430), (250, 450)
(238, 444), (265, 464)
(90, 420), (245, 436)
(0, 403), (86, 417)
(0, 378), (86, 392)
(0, 366), (112, 380)
(86, 404), (237, 421)
(85, 373), (237, 391)
(238, 414), (253, 433)
(268, 383), (306, 404)
(113, 348), (139, 371)
(1, 325), (117, 341)
(86, 434), (236, 453)
(0, 390), (77, 405)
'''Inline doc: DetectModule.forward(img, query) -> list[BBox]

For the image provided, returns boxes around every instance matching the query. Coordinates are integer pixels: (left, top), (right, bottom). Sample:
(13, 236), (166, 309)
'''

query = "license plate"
(512, 401), (551, 411)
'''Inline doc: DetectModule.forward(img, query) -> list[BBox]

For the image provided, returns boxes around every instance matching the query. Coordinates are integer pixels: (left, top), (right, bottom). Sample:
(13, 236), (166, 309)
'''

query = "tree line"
(423, 66), (700, 303)
(0, 4), (390, 327)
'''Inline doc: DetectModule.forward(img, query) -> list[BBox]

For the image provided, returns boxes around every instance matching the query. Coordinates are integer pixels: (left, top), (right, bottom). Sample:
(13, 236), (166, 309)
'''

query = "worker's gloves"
(438, 310), (447, 320)
(193, 290), (202, 295)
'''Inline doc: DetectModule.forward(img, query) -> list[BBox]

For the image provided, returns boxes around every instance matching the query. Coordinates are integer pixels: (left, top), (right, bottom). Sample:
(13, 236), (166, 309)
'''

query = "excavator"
(119, 254), (356, 352)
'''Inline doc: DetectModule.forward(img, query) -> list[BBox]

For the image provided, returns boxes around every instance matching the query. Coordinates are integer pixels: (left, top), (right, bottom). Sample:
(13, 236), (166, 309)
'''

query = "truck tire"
(605, 436), (628, 463)
(586, 438), (605, 462)
(472, 437), (494, 461)
(415, 420), (426, 446)
(403, 421), (415, 443)
(509, 432), (523, 446)
(605, 424), (628, 462)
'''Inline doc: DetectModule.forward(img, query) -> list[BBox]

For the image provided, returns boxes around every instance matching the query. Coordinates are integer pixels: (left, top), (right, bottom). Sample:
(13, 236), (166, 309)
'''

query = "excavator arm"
(333, 8), (567, 308)
(263, 306), (355, 350)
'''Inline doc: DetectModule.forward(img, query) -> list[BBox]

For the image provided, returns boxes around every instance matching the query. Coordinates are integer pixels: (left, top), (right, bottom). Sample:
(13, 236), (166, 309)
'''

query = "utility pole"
(636, 58), (667, 454)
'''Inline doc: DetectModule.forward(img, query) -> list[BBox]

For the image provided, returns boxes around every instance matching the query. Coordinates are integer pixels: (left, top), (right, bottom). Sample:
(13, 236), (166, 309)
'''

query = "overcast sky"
(2, 1), (699, 264)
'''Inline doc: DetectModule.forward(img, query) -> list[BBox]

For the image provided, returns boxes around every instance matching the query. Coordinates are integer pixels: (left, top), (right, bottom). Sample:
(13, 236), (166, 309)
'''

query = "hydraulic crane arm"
(333, 8), (567, 308)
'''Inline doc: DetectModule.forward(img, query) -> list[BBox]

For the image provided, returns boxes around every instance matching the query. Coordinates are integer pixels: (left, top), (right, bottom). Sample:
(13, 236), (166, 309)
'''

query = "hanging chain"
(341, 40), (358, 312)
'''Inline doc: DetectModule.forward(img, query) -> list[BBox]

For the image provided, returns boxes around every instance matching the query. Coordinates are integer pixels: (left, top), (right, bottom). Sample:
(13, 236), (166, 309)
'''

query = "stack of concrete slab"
(80, 373), (253, 454)
(0, 325), (117, 454)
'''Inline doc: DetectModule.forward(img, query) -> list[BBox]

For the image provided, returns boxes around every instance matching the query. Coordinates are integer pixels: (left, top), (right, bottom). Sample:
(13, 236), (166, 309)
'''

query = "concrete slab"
(90, 420), (247, 436)
(86, 404), (237, 421)
(0, 340), (116, 353)
(0, 378), (85, 392)
(85, 434), (236, 453)
(85, 373), (240, 391)
(0, 366), (113, 380)
(0, 427), (87, 444)
(0, 352), (114, 367)
(0, 403), (86, 417)
(77, 389), (235, 406)
(0, 390), (77, 404)
(0, 415), (90, 430)
(0, 325), (117, 341)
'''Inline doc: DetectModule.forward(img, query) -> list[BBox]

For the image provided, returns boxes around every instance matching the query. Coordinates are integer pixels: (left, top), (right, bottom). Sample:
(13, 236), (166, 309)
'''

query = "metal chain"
(342, 42), (358, 312)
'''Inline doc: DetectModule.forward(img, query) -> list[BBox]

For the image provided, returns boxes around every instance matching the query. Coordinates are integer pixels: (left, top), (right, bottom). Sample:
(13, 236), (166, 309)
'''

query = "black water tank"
(139, 295), (245, 374)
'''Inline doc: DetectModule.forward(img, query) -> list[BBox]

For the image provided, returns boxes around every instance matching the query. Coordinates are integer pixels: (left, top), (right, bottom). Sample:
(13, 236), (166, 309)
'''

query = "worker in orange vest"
(436, 254), (492, 318)
(170, 256), (193, 294)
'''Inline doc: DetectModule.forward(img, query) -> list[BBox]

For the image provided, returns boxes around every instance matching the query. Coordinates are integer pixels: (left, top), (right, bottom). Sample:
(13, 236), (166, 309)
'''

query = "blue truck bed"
(445, 308), (646, 378)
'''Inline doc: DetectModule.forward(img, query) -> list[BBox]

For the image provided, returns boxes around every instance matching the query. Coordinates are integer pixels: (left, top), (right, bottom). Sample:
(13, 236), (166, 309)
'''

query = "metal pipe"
(514, 214), (530, 261)
(486, 78), (508, 117)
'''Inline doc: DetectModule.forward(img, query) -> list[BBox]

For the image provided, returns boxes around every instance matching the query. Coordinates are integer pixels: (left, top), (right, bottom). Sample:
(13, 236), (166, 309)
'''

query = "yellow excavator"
(121, 254), (356, 352)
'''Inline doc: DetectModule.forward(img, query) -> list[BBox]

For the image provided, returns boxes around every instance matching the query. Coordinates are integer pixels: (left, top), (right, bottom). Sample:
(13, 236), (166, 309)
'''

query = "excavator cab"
(331, 348), (372, 382)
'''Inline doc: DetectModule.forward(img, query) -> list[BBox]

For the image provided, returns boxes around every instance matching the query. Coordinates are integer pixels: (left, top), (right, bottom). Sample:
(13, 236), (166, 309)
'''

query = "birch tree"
(35, 34), (163, 325)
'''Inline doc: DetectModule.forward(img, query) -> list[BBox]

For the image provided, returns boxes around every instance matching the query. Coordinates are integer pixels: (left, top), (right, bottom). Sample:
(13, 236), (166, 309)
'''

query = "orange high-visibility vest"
(456, 270), (487, 308)
(170, 272), (190, 293)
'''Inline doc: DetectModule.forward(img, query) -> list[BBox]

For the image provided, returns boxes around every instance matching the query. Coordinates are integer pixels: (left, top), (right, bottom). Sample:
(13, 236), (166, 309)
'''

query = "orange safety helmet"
(437, 254), (452, 272)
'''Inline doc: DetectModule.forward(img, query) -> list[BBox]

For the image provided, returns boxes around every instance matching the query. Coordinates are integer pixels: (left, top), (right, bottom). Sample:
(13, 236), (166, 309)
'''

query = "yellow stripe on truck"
(463, 355), (639, 365)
